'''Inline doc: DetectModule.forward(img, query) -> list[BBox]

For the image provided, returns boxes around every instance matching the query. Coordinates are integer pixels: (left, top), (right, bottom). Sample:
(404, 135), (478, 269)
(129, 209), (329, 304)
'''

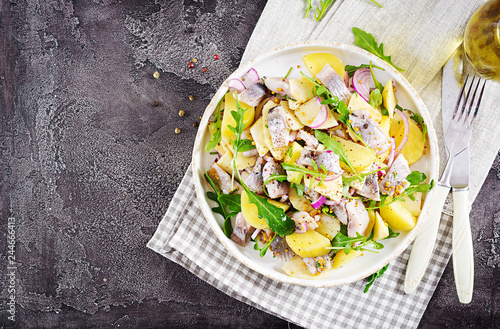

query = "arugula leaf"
(368, 0), (383, 8)
(345, 64), (385, 78)
(244, 189), (295, 236)
(321, 206), (337, 217)
(314, 0), (334, 22)
(254, 234), (276, 257)
(368, 89), (382, 109)
(204, 171), (233, 238)
(315, 130), (360, 177)
(282, 162), (328, 188)
(328, 231), (384, 254)
(263, 174), (288, 187)
(397, 105), (428, 143)
(369, 180), (434, 209)
(364, 263), (389, 293)
(304, 0), (313, 18)
(369, 61), (384, 92)
(230, 95), (295, 237)
(335, 100), (350, 126)
(205, 98), (224, 152)
(342, 166), (386, 187)
(353, 27), (405, 71)
(292, 183), (305, 197)
(300, 72), (340, 110)
(218, 194), (241, 215)
(406, 171), (427, 185)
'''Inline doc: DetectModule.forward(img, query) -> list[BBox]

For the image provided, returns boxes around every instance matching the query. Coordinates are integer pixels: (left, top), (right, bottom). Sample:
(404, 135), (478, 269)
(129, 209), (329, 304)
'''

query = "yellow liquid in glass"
(464, 0), (500, 81)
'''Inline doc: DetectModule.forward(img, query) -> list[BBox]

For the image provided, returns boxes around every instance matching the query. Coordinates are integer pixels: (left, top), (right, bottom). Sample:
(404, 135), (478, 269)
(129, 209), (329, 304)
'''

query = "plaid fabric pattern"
(147, 167), (453, 329)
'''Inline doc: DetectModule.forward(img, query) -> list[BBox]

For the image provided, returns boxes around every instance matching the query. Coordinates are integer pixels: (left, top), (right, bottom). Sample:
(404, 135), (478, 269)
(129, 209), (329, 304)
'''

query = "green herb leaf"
(353, 27), (405, 71)
(284, 66), (293, 79)
(292, 183), (305, 198)
(314, 0), (334, 22)
(364, 263), (389, 293)
(406, 171), (427, 185)
(304, 0), (313, 18)
(218, 194), (241, 215)
(263, 174), (289, 187)
(328, 231), (384, 254)
(367, 0), (383, 8)
(205, 98), (224, 152)
(369, 61), (384, 92)
(315, 130), (359, 177)
(244, 189), (295, 236)
(345, 64), (385, 78)
(368, 88), (383, 109)
(282, 162), (328, 188)
(204, 171), (233, 238)
(254, 234), (277, 257)
(300, 72), (339, 110)
(335, 100), (350, 125)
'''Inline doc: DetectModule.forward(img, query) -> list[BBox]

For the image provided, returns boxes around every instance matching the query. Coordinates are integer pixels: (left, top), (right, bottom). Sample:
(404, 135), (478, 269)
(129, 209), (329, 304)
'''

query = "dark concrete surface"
(0, 1), (498, 328)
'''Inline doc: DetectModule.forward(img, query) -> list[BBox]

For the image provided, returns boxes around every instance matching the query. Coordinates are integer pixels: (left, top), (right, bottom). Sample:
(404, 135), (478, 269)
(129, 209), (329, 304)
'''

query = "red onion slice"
(228, 78), (246, 93)
(310, 97), (328, 128)
(376, 141), (391, 155)
(394, 107), (410, 153)
(352, 68), (373, 102)
(311, 195), (326, 209)
(241, 68), (260, 88)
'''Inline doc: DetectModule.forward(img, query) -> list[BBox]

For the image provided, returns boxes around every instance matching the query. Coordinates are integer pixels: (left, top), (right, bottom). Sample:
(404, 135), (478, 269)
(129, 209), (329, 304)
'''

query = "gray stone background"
(0, 0), (498, 328)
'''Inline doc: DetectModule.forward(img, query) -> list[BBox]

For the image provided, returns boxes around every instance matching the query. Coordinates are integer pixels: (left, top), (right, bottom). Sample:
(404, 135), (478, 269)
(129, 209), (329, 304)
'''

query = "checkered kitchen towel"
(148, 1), (500, 328)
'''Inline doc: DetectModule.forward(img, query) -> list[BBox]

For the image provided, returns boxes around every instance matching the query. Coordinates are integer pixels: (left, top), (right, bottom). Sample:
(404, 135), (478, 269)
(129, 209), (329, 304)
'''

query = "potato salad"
(203, 52), (432, 280)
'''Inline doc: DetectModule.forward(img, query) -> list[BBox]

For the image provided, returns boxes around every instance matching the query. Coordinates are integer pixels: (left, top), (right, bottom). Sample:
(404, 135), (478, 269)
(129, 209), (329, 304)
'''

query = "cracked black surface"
(0, 0), (499, 328)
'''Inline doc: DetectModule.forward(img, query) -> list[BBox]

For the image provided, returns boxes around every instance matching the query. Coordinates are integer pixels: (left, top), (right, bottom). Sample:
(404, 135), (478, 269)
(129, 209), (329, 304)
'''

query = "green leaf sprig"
(304, 0), (313, 18)
(205, 97), (224, 152)
(364, 263), (389, 293)
(254, 234), (276, 257)
(204, 171), (240, 238)
(327, 230), (384, 254)
(314, 130), (360, 178)
(353, 27), (405, 71)
(300, 72), (340, 109)
(231, 95), (295, 237)
(281, 161), (329, 188)
(314, 0), (334, 21)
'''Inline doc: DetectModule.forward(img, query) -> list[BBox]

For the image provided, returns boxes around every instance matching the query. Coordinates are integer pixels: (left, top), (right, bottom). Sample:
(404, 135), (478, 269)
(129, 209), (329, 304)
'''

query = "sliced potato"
(395, 119), (425, 165)
(282, 256), (334, 279)
(333, 137), (376, 172)
(315, 213), (341, 240)
(286, 230), (331, 258)
(289, 186), (314, 212)
(240, 190), (289, 229)
(400, 192), (422, 217)
(379, 117), (391, 137)
(303, 175), (343, 201)
(289, 76), (316, 103)
(221, 93), (255, 147)
(347, 93), (382, 123)
(380, 201), (417, 231)
(250, 117), (269, 156)
(382, 79), (397, 118)
(216, 152), (233, 174)
(373, 211), (389, 240)
(303, 53), (345, 79)
(295, 97), (338, 129)
(332, 249), (363, 269)
(281, 102), (304, 130)
(389, 111), (404, 137)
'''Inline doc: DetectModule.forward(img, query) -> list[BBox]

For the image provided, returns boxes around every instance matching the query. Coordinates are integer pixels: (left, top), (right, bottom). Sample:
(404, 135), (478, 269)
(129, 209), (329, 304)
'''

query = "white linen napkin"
(148, 1), (500, 328)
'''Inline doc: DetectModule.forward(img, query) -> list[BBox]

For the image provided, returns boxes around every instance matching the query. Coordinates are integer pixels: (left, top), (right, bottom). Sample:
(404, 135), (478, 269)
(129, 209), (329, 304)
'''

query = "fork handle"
(404, 184), (449, 294)
(452, 188), (474, 304)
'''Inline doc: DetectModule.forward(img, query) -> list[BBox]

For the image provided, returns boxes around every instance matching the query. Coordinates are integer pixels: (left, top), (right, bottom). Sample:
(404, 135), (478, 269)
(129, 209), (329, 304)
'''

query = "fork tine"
(453, 74), (469, 120)
(470, 78), (486, 125)
(464, 77), (480, 125)
(458, 75), (476, 123)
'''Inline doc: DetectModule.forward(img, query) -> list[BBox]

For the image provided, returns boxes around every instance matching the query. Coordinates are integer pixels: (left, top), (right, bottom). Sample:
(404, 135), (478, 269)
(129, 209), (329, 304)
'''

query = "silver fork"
(444, 74), (486, 303)
(404, 75), (486, 301)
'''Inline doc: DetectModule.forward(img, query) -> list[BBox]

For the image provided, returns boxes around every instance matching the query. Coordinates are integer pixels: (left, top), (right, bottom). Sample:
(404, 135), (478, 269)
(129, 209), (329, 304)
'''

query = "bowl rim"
(191, 40), (439, 287)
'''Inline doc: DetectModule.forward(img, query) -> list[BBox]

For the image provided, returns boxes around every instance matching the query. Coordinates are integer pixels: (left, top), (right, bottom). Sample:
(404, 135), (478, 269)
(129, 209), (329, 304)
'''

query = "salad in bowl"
(193, 42), (437, 287)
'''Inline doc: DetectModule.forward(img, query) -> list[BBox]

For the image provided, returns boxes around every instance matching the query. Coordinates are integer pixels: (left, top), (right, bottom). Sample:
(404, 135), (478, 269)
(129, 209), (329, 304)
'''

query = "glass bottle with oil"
(464, 0), (500, 81)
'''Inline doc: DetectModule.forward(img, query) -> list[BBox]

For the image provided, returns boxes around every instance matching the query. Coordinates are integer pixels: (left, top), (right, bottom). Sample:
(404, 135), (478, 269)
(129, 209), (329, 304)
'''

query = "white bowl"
(191, 41), (439, 287)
